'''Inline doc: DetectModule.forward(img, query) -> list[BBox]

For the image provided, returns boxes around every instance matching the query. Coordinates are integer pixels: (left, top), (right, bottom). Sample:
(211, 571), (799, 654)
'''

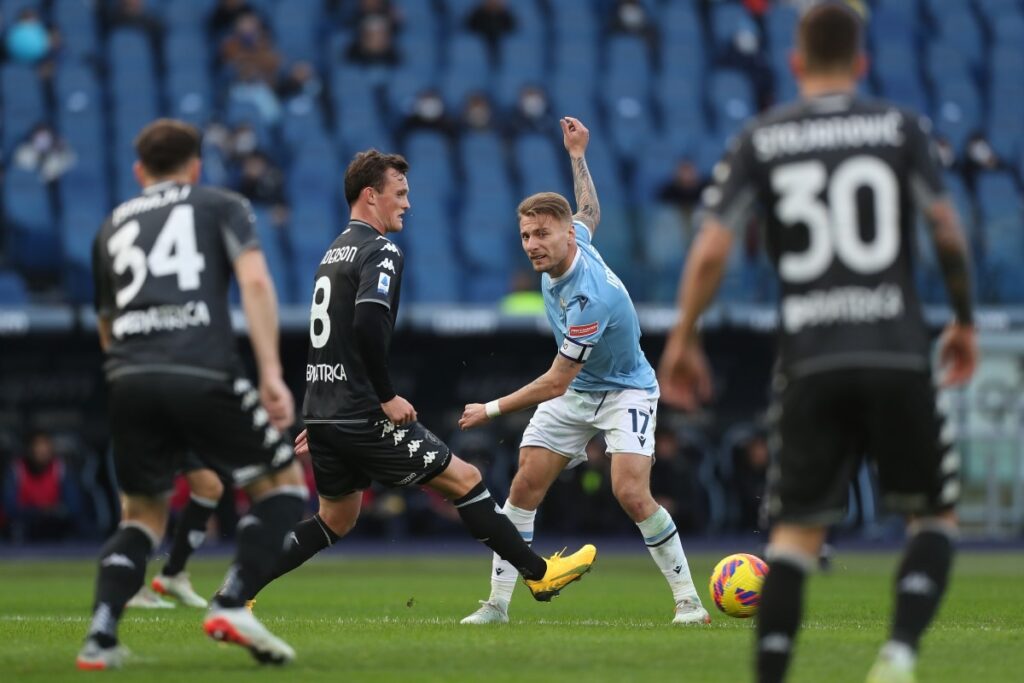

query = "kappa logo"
(272, 443), (293, 466)
(568, 321), (599, 338)
(379, 241), (400, 254)
(376, 419), (396, 437)
(101, 553), (135, 569)
(188, 530), (206, 549)
(377, 258), (396, 272)
(262, 426), (281, 448)
(252, 407), (269, 428)
(407, 439), (423, 456)
(393, 428), (408, 445)
(423, 451), (437, 467)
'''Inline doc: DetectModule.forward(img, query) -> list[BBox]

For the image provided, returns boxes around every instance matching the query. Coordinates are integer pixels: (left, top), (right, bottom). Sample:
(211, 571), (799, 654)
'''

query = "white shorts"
(520, 387), (659, 467)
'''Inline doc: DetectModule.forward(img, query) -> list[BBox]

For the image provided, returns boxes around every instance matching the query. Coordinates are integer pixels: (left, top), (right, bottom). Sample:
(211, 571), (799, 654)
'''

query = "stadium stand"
(0, 0), (1021, 306)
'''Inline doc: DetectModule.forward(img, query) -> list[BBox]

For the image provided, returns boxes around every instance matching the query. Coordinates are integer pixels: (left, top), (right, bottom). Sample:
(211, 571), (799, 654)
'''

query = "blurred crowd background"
(2, 0), (1024, 546)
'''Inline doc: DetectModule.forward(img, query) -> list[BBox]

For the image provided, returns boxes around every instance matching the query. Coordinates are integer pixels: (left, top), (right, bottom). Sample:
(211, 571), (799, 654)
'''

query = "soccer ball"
(709, 553), (768, 618)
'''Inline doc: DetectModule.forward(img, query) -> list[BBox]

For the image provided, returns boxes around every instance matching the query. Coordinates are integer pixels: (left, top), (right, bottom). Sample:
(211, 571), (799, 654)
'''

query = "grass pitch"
(1, 549), (1021, 682)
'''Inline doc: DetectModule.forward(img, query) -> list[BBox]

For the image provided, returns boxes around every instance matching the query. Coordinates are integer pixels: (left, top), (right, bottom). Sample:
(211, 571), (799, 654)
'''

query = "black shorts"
(766, 367), (959, 525)
(108, 373), (295, 496)
(305, 418), (453, 499)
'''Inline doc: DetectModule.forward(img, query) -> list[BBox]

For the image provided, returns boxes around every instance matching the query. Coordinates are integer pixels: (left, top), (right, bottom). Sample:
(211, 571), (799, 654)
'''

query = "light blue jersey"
(542, 221), (657, 393)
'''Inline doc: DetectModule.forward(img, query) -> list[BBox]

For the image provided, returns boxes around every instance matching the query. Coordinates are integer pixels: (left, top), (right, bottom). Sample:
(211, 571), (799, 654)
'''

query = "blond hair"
(517, 192), (572, 224)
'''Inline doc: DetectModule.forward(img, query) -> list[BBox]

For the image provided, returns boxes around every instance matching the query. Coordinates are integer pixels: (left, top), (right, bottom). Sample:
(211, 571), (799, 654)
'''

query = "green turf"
(1, 550), (1021, 682)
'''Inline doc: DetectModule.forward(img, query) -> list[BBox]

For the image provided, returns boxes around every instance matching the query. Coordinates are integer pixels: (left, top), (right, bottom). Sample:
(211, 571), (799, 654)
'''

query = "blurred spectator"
(340, 0), (404, 34)
(731, 431), (769, 531)
(236, 151), (289, 228)
(221, 12), (282, 123)
(965, 132), (1002, 186)
(209, 0), (255, 41)
(107, 0), (164, 51)
(657, 159), (705, 214)
(400, 88), (455, 139)
(277, 60), (323, 112)
(3, 431), (82, 543)
(346, 15), (400, 67)
(14, 123), (77, 183)
(500, 270), (544, 315)
(460, 91), (498, 134)
(4, 8), (52, 64)
(934, 135), (957, 170)
(508, 85), (553, 136)
(650, 427), (707, 533)
(608, 0), (657, 49)
(465, 0), (517, 63)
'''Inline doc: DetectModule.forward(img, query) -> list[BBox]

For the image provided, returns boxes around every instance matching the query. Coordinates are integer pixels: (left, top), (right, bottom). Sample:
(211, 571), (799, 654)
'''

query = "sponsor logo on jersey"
(112, 300), (211, 339)
(423, 451), (437, 467)
(781, 284), (904, 333)
(306, 363), (348, 383)
(321, 245), (359, 265)
(568, 321), (599, 338)
(377, 258), (396, 272)
(377, 272), (391, 294)
(379, 241), (400, 254)
(407, 439), (422, 456)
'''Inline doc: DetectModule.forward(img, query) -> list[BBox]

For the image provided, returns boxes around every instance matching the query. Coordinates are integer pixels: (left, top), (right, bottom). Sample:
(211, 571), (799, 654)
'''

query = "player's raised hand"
(938, 322), (978, 387)
(459, 403), (488, 430)
(294, 429), (309, 458)
(260, 374), (295, 429)
(561, 116), (589, 158)
(657, 328), (712, 412)
(382, 395), (417, 426)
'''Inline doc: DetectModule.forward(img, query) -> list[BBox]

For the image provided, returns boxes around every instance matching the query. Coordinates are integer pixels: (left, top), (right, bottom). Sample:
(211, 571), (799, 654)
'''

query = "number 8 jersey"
(93, 181), (259, 381)
(302, 220), (404, 422)
(703, 93), (947, 378)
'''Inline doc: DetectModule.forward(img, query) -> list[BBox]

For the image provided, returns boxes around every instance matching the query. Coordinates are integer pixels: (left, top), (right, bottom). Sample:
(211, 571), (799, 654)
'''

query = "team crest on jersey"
(377, 272), (391, 294)
(569, 322), (599, 338)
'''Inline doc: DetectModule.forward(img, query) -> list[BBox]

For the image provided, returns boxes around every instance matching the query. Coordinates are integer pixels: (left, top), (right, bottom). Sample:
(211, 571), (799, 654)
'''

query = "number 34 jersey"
(703, 93), (948, 377)
(93, 181), (258, 380)
(302, 220), (404, 422)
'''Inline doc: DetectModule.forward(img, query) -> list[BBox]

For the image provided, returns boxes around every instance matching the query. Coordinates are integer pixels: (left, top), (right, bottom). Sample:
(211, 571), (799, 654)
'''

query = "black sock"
(162, 495), (218, 577)
(244, 513), (340, 600)
(891, 527), (955, 651)
(213, 491), (306, 608)
(87, 525), (154, 647)
(756, 551), (811, 683)
(453, 483), (546, 580)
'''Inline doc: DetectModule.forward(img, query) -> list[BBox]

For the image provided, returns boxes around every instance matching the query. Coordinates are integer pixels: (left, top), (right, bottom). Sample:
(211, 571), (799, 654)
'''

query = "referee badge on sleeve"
(377, 272), (391, 294)
(560, 336), (593, 363)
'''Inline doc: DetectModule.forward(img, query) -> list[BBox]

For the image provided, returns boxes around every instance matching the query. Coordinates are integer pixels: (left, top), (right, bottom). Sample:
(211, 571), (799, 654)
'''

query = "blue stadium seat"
(709, 2), (760, 57)
(924, 43), (972, 90)
(282, 103), (330, 152)
(400, 202), (460, 303)
(272, 0), (320, 63)
(55, 63), (102, 114)
(496, 34), (545, 107)
(934, 9), (983, 71)
(0, 269), (29, 305)
(251, 207), (293, 304)
(395, 31), (439, 82)
(1, 63), (45, 153)
(441, 34), (490, 107)
(550, 72), (598, 127)
(385, 67), (433, 116)
(4, 167), (59, 273)
(933, 81), (982, 151)
(53, 0), (99, 60)
(164, 29), (210, 73)
(991, 9), (1024, 46)
(605, 35), (651, 94)
(107, 28), (156, 81)
(513, 134), (570, 200)
(167, 66), (214, 127)
(554, 35), (598, 84)
(607, 93), (655, 164)
(708, 69), (755, 140)
(764, 4), (798, 52)
(550, 0), (598, 40)
(1, 0), (41, 16)
(404, 131), (456, 201)
(660, 1), (702, 43)
(976, 173), (1024, 301)
(58, 168), (107, 303)
(163, 0), (218, 31)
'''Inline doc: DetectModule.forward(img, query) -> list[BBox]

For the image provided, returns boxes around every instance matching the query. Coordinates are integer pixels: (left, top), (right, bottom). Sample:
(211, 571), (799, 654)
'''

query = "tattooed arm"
(561, 117), (601, 234)
(928, 199), (973, 326)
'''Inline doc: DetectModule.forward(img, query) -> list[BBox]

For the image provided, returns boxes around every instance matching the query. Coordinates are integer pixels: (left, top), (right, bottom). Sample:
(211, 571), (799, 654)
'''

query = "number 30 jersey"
(93, 181), (258, 380)
(302, 220), (404, 422)
(702, 93), (948, 377)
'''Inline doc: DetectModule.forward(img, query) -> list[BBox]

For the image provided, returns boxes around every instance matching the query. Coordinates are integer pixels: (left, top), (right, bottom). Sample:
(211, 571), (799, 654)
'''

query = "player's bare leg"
(610, 452), (708, 624)
(78, 495), (168, 670)
(462, 447), (567, 624)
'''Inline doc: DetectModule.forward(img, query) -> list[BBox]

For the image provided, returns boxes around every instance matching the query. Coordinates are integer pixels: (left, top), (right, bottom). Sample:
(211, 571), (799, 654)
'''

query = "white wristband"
(485, 400), (502, 419)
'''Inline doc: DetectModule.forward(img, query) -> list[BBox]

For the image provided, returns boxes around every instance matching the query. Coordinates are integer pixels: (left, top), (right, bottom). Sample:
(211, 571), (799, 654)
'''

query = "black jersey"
(703, 93), (948, 377)
(302, 220), (404, 421)
(93, 181), (259, 380)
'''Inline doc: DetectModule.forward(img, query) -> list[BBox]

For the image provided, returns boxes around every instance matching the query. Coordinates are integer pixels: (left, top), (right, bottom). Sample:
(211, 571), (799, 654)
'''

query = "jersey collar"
(547, 248), (582, 287)
(143, 180), (181, 195)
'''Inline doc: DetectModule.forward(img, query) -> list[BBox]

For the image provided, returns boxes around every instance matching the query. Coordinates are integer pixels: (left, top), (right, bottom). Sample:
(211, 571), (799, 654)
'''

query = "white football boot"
(460, 599), (510, 624)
